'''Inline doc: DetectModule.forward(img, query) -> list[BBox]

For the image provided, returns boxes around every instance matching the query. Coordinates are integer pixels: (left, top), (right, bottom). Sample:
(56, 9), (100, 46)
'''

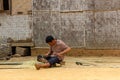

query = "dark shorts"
(45, 56), (61, 66)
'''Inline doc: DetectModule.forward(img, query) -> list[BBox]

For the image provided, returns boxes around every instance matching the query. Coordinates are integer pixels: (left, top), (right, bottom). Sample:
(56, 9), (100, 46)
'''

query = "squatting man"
(35, 35), (71, 70)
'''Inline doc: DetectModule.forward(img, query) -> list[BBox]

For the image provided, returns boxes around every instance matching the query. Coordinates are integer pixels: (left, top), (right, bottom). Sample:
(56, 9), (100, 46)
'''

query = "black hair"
(45, 35), (54, 43)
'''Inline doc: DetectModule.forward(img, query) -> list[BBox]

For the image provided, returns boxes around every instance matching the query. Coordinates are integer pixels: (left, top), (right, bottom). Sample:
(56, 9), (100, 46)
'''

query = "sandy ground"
(0, 56), (120, 80)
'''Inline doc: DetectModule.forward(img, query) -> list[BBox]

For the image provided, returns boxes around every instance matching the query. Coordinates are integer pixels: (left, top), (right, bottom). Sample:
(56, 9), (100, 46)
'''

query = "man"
(35, 35), (71, 70)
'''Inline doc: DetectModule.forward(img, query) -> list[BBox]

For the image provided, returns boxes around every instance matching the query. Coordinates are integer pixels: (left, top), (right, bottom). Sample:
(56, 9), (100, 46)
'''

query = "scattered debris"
(76, 62), (83, 65)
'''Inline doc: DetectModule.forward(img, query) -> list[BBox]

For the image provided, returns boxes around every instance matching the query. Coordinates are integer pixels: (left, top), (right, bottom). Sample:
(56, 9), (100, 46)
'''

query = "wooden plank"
(0, 62), (23, 65)
(0, 0), (3, 10)
(11, 43), (34, 47)
(0, 68), (25, 69)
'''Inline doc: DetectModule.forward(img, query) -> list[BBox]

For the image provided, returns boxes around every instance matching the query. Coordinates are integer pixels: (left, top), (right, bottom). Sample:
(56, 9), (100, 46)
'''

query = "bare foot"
(35, 63), (41, 70)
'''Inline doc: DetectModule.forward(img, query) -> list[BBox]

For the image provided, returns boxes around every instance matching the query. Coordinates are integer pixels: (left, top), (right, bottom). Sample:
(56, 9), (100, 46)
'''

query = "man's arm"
(45, 47), (53, 56)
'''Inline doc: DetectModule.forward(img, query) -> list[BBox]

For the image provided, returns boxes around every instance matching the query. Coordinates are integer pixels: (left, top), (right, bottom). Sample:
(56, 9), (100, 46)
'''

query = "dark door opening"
(3, 0), (9, 10)
(12, 46), (31, 56)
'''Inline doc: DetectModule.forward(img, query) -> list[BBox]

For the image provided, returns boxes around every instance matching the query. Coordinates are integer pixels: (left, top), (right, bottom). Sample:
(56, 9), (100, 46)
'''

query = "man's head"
(45, 35), (56, 46)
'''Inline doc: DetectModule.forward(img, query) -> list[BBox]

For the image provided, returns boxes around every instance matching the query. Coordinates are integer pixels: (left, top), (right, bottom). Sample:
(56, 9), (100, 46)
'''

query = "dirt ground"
(0, 56), (120, 80)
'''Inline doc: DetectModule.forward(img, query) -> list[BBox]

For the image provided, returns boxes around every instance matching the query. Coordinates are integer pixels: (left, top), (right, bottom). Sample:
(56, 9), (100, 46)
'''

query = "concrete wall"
(33, 0), (120, 49)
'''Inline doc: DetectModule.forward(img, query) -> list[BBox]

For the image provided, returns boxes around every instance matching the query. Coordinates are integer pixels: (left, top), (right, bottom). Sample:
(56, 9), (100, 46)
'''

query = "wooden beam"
(11, 43), (34, 47)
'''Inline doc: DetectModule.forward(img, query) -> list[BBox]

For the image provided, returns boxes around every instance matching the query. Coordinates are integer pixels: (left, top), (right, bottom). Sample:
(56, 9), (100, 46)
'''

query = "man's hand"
(44, 53), (49, 57)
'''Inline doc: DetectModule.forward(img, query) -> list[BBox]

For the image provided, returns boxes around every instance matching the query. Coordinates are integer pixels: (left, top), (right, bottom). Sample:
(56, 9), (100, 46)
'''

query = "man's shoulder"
(57, 40), (63, 43)
(57, 39), (69, 48)
(57, 40), (66, 45)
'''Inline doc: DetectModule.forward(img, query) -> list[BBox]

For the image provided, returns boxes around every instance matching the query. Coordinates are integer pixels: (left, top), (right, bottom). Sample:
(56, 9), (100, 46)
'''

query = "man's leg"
(35, 62), (50, 70)
(37, 55), (48, 63)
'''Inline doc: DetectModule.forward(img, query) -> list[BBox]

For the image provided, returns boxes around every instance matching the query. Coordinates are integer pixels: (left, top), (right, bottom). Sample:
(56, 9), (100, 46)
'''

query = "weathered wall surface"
(0, 13), (32, 42)
(33, 0), (87, 47)
(92, 11), (120, 49)
(94, 0), (120, 10)
(0, 0), (32, 55)
(0, 37), (11, 58)
(0, 0), (32, 42)
(33, 0), (120, 49)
